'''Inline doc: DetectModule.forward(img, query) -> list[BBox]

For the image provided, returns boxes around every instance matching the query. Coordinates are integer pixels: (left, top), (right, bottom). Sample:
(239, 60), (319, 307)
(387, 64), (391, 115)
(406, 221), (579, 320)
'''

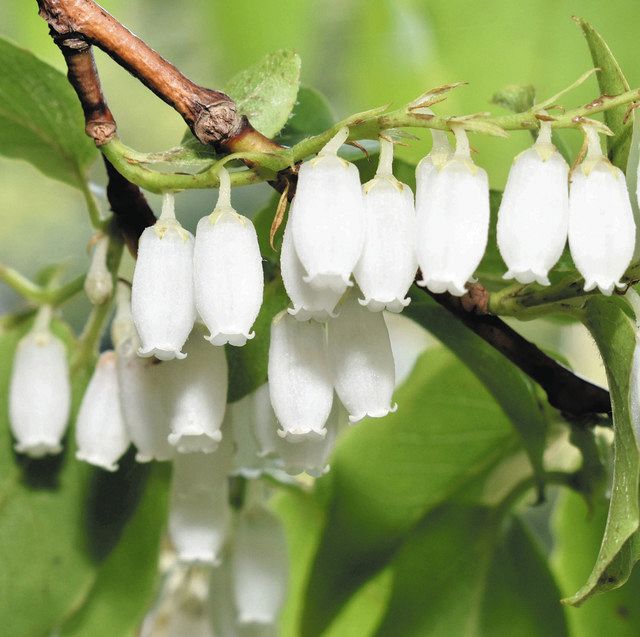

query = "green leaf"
(0, 320), (168, 636)
(574, 17), (631, 169)
(0, 38), (96, 187)
(492, 84), (536, 114)
(300, 348), (514, 635)
(226, 277), (288, 403)
(405, 290), (548, 494)
(277, 85), (336, 147)
(375, 505), (568, 636)
(553, 489), (640, 635)
(225, 50), (302, 138)
(565, 297), (640, 604)
(59, 464), (171, 637)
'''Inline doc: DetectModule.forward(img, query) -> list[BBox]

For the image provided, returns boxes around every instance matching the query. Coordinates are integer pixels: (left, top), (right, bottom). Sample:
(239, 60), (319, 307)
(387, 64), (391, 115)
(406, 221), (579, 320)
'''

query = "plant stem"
(79, 176), (108, 230)
(0, 265), (85, 306)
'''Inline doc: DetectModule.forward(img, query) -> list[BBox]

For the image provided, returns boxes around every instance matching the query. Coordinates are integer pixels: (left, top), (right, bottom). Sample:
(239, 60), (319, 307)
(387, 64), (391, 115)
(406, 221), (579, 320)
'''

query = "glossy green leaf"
(59, 464), (170, 637)
(0, 37), (96, 187)
(0, 321), (168, 636)
(405, 291), (548, 494)
(574, 17), (631, 169)
(565, 297), (640, 604)
(277, 85), (336, 147)
(225, 50), (302, 138)
(226, 277), (288, 403)
(375, 505), (568, 636)
(553, 489), (640, 635)
(301, 348), (514, 635)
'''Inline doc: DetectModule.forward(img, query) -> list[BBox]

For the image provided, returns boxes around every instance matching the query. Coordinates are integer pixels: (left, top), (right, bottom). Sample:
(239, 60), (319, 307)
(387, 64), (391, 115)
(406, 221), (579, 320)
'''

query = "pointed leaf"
(0, 38), (96, 187)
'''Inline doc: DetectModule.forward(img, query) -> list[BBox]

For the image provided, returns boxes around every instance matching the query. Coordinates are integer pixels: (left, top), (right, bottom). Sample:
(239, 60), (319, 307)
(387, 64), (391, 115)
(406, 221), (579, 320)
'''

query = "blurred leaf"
(301, 348), (515, 635)
(554, 489), (640, 635)
(277, 85), (336, 147)
(225, 49), (302, 138)
(492, 84), (536, 113)
(406, 291), (548, 495)
(0, 320), (168, 636)
(565, 297), (640, 604)
(226, 277), (288, 403)
(375, 506), (568, 636)
(0, 38), (96, 187)
(59, 464), (170, 637)
(574, 17), (631, 169)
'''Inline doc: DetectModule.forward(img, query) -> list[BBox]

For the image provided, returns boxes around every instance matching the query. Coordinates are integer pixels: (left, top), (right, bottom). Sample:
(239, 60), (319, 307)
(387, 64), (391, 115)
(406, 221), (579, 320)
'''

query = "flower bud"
(497, 122), (569, 285)
(569, 125), (636, 295)
(327, 292), (396, 423)
(416, 126), (490, 296)
(75, 350), (130, 472)
(168, 433), (233, 564)
(131, 192), (196, 360)
(9, 306), (71, 457)
(281, 202), (342, 322)
(194, 169), (264, 346)
(232, 504), (288, 625)
(164, 327), (228, 453)
(84, 234), (113, 305)
(291, 127), (365, 293)
(268, 311), (334, 441)
(354, 138), (417, 312)
(276, 395), (346, 477)
(112, 284), (174, 462)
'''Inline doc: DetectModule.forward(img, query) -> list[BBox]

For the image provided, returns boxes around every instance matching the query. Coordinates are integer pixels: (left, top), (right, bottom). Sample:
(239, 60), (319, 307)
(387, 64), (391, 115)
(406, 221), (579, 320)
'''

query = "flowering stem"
(0, 264), (85, 306)
(79, 176), (109, 231)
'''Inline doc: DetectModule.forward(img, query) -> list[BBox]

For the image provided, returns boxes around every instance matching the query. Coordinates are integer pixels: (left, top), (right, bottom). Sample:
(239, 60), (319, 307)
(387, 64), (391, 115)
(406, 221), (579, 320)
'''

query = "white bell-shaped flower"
(569, 125), (636, 295)
(415, 128), (452, 216)
(268, 311), (334, 441)
(164, 326), (228, 453)
(132, 192), (196, 360)
(497, 121), (570, 285)
(353, 137), (417, 313)
(281, 201), (342, 321)
(416, 126), (490, 296)
(384, 312), (431, 388)
(9, 306), (71, 457)
(112, 284), (173, 462)
(194, 168), (264, 347)
(168, 432), (233, 564)
(84, 234), (113, 305)
(75, 350), (130, 471)
(327, 292), (397, 423)
(232, 502), (288, 626)
(291, 127), (365, 293)
(276, 395), (346, 477)
(229, 384), (281, 478)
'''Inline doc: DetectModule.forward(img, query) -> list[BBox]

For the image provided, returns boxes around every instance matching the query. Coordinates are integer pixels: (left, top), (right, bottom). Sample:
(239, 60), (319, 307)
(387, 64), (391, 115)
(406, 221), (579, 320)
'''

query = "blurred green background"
(0, 0), (638, 382)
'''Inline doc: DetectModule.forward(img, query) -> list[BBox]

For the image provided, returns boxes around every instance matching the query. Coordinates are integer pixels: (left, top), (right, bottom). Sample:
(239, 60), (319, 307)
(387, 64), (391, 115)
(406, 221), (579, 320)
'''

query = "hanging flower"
(209, 559), (240, 637)
(164, 326), (228, 454)
(194, 168), (264, 346)
(131, 192), (196, 360)
(268, 311), (334, 441)
(75, 350), (130, 472)
(275, 394), (347, 477)
(291, 126), (365, 293)
(281, 200), (342, 322)
(568, 124), (636, 295)
(497, 121), (569, 285)
(327, 291), (397, 423)
(112, 283), (173, 462)
(353, 137), (417, 313)
(9, 306), (71, 457)
(416, 125), (490, 296)
(84, 234), (113, 305)
(168, 433), (233, 565)
(415, 127), (452, 218)
(231, 502), (288, 626)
